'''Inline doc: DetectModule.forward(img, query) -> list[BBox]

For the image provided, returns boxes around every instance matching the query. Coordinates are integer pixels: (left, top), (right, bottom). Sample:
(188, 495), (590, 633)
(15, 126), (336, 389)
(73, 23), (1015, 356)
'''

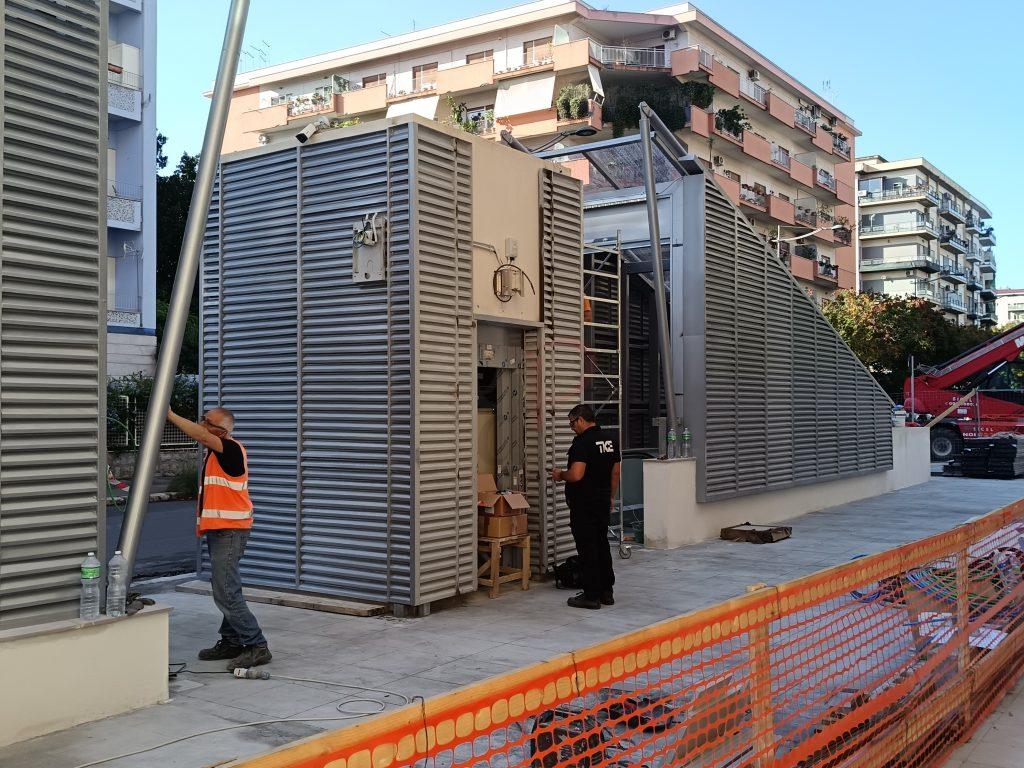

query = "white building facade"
(106, 0), (157, 376)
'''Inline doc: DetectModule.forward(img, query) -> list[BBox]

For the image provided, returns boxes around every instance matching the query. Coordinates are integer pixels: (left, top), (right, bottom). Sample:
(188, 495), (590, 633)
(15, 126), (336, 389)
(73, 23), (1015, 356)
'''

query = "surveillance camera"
(295, 121), (326, 144)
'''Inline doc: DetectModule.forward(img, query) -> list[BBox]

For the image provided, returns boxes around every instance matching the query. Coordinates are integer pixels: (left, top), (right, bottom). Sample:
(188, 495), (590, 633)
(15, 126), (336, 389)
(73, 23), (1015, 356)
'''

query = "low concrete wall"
(643, 427), (930, 549)
(0, 606), (170, 747)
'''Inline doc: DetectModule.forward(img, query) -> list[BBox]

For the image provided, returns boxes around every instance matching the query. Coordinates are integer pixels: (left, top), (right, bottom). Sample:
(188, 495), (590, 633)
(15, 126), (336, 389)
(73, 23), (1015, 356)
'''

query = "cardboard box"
(477, 473), (530, 517)
(479, 513), (528, 539)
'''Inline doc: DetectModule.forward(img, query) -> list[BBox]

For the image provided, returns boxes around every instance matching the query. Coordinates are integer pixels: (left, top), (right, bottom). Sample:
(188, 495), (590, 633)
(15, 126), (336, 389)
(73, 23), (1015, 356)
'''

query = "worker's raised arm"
(168, 408), (224, 453)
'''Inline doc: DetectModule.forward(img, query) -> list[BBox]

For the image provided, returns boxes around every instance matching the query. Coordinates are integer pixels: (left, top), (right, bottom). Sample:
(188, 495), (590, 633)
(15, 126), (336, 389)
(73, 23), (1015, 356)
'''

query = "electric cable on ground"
(71, 666), (416, 768)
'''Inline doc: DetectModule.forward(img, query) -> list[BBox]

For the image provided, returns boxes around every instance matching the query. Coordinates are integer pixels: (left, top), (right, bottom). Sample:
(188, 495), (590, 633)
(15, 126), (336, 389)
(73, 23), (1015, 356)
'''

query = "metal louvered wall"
(411, 129), (475, 604)
(525, 169), (584, 575)
(202, 122), (485, 607)
(0, 0), (106, 630)
(689, 176), (892, 502)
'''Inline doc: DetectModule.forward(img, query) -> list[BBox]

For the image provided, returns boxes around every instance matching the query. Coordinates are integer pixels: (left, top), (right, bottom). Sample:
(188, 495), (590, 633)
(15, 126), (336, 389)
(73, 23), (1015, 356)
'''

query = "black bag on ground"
(554, 555), (582, 590)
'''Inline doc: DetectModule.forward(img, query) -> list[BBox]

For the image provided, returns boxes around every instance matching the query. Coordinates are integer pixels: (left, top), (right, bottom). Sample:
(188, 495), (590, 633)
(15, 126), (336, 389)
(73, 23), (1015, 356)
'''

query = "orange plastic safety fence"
(232, 499), (1024, 768)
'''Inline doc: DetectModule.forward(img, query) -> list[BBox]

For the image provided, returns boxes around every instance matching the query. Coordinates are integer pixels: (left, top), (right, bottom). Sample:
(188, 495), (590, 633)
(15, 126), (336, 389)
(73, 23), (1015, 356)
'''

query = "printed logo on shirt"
(596, 440), (615, 454)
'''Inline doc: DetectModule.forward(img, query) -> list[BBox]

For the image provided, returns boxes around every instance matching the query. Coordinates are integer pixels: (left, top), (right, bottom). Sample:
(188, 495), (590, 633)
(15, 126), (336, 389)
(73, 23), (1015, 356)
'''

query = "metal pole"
(117, 0), (251, 578)
(909, 355), (916, 422)
(638, 103), (677, 432)
(500, 128), (531, 154)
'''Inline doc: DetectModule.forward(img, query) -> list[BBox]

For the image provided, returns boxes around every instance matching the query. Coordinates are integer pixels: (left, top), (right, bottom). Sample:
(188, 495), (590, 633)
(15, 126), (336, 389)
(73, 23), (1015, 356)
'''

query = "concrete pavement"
(3, 475), (1023, 768)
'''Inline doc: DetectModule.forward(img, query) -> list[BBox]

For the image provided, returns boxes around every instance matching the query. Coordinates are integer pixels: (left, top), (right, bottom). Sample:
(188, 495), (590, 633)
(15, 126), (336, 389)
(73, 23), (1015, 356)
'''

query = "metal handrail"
(794, 110), (816, 134)
(109, 181), (143, 201)
(598, 44), (670, 68)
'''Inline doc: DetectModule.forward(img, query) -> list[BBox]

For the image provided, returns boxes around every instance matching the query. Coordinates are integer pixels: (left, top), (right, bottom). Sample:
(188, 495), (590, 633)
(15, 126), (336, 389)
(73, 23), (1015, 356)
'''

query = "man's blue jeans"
(207, 529), (267, 647)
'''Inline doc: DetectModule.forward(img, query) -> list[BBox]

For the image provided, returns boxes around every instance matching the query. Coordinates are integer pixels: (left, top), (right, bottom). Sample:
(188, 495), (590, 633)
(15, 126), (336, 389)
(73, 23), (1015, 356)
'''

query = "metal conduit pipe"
(638, 102), (678, 434)
(117, 0), (251, 578)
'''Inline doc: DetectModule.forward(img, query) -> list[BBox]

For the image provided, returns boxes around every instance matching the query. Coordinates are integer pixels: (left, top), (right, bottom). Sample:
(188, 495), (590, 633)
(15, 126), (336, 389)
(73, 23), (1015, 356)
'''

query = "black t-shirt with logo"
(564, 425), (621, 516)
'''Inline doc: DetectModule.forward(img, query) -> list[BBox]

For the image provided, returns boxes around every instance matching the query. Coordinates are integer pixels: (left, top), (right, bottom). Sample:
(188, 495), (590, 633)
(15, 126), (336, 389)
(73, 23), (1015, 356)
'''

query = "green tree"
(155, 140), (200, 372)
(156, 131), (168, 171)
(822, 289), (995, 397)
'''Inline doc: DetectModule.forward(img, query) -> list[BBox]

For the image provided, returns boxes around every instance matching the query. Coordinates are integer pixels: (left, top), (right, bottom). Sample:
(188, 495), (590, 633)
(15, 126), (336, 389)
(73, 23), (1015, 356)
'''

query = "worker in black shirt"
(551, 404), (621, 609)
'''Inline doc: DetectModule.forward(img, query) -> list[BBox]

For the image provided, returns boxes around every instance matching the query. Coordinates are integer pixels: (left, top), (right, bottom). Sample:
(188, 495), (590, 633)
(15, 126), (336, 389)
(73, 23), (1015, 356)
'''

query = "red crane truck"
(904, 322), (1024, 461)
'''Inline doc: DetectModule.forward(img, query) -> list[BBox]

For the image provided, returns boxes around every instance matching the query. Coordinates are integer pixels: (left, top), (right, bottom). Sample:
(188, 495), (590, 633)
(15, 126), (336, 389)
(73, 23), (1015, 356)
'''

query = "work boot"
(600, 590), (615, 606)
(567, 593), (601, 610)
(227, 644), (273, 671)
(198, 638), (244, 661)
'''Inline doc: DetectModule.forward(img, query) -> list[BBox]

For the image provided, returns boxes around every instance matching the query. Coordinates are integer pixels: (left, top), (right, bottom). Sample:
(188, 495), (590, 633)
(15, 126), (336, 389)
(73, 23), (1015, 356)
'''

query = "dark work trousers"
(569, 508), (615, 601)
(207, 529), (267, 647)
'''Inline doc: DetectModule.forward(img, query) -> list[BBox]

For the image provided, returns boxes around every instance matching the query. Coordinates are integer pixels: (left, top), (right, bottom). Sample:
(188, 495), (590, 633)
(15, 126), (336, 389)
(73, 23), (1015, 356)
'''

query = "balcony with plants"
(940, 228), (969, 253)
(831, 132), (851, 159)
(817, 258), (838, 281)
(966, 213), (985, 234)
(980, 226), (996, 246)
(712, 104), (748, 144)
(795, 243), (818, 260)
(739, 184), (768, 210)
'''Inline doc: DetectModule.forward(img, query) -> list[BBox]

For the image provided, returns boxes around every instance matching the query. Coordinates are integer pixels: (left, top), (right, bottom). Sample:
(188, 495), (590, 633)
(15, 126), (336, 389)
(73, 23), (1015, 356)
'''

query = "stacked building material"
(960, 436), (1024, 479)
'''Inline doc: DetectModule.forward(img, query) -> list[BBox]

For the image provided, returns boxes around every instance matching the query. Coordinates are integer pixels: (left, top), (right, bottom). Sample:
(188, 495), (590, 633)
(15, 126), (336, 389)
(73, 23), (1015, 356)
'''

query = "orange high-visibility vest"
(197, 440), (253, 534)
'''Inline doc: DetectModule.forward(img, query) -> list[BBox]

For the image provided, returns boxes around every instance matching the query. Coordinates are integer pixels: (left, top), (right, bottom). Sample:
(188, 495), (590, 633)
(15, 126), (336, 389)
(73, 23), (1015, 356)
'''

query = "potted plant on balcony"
(679, 81), (715, 110)
(556, 84), (592, 121)
(714, 105), (750, 137)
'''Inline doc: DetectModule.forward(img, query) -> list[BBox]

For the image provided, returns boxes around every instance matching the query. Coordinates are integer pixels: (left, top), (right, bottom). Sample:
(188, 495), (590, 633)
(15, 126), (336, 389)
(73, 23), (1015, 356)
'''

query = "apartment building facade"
(995, 290), (1024, 327)
(106, 0), (157, 375)
(856, 156), (996, 327)
(220, 1), (857, 298)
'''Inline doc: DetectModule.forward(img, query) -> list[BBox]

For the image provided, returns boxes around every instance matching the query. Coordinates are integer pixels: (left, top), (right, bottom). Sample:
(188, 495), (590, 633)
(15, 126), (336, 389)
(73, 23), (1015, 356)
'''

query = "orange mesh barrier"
(232, 499), (1024, 768)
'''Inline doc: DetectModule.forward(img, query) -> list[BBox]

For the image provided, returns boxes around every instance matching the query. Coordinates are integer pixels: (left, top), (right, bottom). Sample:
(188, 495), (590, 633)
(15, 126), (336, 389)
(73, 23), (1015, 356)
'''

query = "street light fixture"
(500, 126), (598, 154)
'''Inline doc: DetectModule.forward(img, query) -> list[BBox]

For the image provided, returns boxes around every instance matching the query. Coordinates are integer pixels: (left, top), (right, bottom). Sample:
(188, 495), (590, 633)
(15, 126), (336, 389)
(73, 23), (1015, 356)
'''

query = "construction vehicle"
(904, 322), (1024, 460)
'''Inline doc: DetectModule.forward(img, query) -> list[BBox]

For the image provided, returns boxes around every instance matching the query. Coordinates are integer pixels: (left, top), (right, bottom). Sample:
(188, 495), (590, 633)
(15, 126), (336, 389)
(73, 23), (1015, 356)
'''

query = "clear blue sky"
(158, 0), (1024, 285)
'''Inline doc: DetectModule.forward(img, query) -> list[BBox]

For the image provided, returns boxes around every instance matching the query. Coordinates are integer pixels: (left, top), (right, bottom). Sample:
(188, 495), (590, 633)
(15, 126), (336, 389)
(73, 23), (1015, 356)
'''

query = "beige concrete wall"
(0, 607), (170, 747)
(642, 428), (930, 549)
(107, 331), (156, 376)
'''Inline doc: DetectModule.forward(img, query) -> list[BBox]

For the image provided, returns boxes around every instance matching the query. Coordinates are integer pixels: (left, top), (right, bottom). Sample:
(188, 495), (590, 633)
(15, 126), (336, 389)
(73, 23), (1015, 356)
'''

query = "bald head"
(204, 407), (235, 434)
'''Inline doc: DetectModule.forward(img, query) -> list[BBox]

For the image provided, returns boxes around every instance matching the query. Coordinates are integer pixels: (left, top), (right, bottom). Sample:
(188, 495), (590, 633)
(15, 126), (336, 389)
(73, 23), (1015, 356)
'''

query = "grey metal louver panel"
(221, 152), (300, 587)
(695, 176), (892, 502)
(297, 127), (413, 603)
(411, 126), (475, 603)
(526, 169), (583, 574)
(0, 0), (106, 629)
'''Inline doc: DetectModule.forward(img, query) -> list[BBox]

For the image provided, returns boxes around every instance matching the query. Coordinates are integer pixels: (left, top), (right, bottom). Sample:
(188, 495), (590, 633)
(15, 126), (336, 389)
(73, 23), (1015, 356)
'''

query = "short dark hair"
(568, 404), (596, 424)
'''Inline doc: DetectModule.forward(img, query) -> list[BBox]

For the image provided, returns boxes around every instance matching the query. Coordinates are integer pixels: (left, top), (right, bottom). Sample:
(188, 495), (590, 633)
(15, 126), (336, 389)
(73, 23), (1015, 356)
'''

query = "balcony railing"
(940, 263), (967, 281)
(741, 80), (767, 106)
(834, 227), (852, 246)
(859, 218), (937, 237)
(940, 231), (969, 250)
(941, 292), (967, 312)
(795, 207), (816, 227)
(817, 260), (837, 279)
(861, 249), (938, 272)
(107, 67), (142, 91)
(795, 244), (818, 260)
(816, 168), (837, 192)
(832, 135), (851, 158)
(698, 46), (714, 70)
(914, 282), (938, 301)
(713, 117), (743, 143)
(739, 186), (767, 208)
(940, 199), (963, 217)
(770, 144), (791, 169)
(109, 181), (142, 201)
(597, 44), (670, 69)
(857, 185), (941, 205)
(794, 110), (816, 135)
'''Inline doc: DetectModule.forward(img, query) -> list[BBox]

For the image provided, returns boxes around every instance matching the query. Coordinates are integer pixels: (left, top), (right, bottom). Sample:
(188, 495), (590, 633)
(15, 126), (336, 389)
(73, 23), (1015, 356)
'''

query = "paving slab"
(3, 475), (1023, 768)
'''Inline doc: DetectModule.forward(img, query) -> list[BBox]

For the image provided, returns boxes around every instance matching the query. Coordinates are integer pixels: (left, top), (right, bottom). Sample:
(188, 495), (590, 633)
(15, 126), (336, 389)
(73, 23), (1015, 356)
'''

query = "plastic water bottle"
(106, 550), (128, 618)
(80, 552), (101, 620)
(666, 427), (677, 458)
(680, 427), (693, 458)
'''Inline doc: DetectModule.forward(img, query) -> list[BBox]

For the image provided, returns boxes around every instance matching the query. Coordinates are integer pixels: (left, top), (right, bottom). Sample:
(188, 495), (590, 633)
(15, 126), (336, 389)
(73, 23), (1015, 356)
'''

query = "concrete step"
(175, 580), (386, 617)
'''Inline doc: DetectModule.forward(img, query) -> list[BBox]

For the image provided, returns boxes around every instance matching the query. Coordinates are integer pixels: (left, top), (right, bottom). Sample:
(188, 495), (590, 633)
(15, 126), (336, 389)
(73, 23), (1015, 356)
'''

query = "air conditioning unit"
(662, 28), (677, 40)
(748, 69), (761, 81)
(713, 155), (725, 167)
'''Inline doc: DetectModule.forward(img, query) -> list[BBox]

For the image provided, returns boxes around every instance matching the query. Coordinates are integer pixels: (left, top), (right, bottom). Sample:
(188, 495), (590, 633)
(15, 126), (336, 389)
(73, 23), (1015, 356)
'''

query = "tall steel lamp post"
(117, 0), (251, 578)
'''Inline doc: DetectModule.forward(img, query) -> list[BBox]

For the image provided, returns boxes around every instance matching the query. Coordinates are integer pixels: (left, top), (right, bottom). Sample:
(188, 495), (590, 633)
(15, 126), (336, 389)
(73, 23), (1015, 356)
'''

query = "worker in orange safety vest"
(167, 406), (271, 670)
